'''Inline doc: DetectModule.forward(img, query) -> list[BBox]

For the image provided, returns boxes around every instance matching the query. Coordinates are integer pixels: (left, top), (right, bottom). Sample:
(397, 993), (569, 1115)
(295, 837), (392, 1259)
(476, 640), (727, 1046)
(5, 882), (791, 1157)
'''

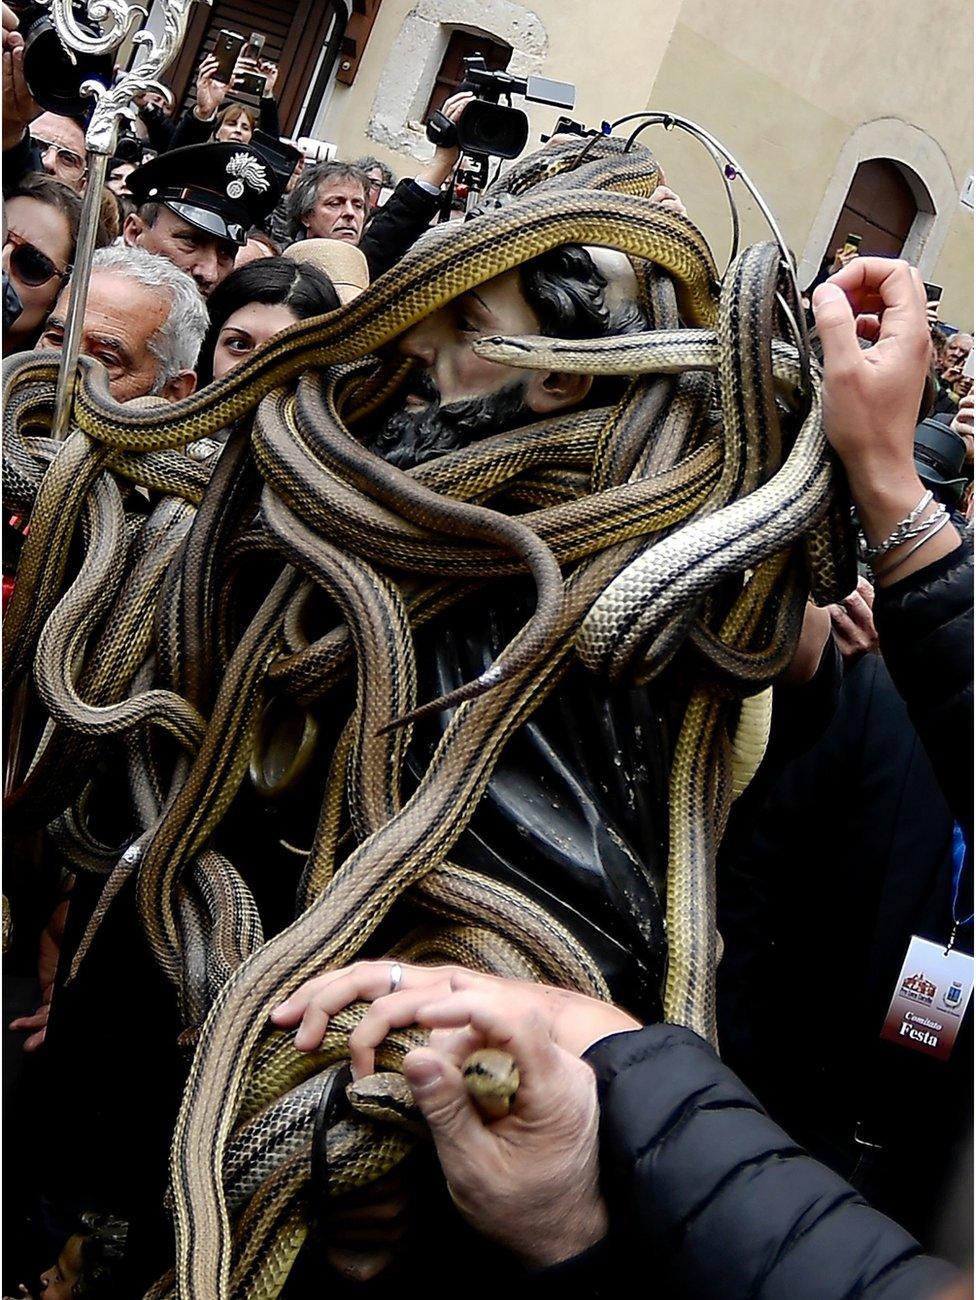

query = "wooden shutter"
(424, 31), (513, 122)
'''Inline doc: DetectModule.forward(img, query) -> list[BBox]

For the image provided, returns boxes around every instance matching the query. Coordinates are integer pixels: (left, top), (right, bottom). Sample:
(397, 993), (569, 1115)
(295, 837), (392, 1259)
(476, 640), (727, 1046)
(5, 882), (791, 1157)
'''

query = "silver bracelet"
(873, 507), (951, 578)
(863, 490), (934, 561)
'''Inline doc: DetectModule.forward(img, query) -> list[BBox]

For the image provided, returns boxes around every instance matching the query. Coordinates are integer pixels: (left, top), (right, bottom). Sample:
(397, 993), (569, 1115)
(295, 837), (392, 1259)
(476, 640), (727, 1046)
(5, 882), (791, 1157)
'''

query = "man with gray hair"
(932, 330), (974, 418)
(287, 91), (473, 279)
(37, 244), (208, 402)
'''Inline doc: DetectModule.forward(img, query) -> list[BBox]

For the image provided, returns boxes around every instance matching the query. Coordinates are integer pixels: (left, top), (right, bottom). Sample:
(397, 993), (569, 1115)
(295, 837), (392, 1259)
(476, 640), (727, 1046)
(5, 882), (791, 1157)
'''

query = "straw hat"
(284, 238), (370, 304)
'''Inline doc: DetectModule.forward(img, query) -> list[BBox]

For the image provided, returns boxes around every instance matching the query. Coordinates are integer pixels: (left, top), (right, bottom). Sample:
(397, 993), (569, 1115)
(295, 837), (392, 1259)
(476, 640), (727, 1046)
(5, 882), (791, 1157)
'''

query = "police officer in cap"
(122, 141), (283, 296)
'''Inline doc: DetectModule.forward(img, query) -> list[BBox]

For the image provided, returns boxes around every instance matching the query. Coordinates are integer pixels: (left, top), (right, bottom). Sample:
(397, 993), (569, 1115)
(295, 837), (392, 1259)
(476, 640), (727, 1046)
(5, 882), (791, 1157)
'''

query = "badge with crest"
(226, 152), (270, 200)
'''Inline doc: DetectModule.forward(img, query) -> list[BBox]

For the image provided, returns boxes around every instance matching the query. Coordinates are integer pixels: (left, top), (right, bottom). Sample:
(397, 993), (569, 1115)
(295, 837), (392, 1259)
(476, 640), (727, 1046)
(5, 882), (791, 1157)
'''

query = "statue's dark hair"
(71, 1212), (127, 1299)
(520, 244), (645, 339)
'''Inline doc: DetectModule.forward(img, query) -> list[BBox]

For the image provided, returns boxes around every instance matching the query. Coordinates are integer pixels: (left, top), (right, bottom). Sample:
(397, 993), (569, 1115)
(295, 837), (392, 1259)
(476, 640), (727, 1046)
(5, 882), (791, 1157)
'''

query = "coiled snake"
(2, 135), (855, 1297)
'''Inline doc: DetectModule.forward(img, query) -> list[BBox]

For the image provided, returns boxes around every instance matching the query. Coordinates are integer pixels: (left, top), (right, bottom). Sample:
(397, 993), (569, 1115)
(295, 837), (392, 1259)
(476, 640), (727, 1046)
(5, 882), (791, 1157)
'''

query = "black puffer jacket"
(359, 177), (441, 280)
(537, 544), (972, 1298)
(873, 536), (972, 837)
(543, 1024), (959, 1299)
(715, 538), (972, 1237)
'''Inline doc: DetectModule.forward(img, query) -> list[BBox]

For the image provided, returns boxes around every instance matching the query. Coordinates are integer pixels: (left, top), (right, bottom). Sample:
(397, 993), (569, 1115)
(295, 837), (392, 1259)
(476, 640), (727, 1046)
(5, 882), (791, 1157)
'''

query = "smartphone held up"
(211, 29), (244, 84)
(235, 33), (269, 97)
(209, 28), (269, 96)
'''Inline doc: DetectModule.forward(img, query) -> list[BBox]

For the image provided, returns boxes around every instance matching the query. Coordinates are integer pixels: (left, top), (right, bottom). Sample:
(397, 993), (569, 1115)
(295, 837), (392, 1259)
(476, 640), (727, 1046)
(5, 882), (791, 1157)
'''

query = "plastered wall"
(315, 0), (972, 325)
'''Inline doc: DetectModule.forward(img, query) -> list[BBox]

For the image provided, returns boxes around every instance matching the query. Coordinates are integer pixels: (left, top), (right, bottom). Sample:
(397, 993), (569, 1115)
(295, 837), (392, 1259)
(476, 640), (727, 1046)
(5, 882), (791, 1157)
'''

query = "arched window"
(824, 158), (933, 261)
(798, 120), (954, 288)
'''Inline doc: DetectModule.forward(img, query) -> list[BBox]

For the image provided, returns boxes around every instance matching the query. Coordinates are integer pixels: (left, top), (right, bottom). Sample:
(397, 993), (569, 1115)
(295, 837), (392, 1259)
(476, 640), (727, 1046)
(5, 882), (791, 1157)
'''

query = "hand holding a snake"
(401, 988), (612, 1269)
(273, 965), (635, 1266)
(271, 960), (639, 1076)
(813, 256), (961, 584)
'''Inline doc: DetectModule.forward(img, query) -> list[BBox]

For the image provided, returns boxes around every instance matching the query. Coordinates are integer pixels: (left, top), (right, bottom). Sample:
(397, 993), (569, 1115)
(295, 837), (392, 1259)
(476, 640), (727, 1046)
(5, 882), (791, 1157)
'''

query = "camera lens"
(457, 102), (529, 160)
(16, 1), (113, 117)
(113, 134), (144, 165)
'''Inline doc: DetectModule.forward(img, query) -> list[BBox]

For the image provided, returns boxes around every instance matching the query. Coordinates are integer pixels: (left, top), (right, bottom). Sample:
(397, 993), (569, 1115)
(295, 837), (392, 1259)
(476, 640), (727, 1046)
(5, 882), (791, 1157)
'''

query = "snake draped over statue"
(2, 134), (856, 1297)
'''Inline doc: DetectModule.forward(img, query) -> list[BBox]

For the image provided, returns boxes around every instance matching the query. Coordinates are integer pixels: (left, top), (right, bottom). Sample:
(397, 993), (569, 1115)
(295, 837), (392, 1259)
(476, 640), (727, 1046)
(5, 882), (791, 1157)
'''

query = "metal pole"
(44, 0), (204, 440)
(50, 149), (112, 442)
(5, 0), (203, 790)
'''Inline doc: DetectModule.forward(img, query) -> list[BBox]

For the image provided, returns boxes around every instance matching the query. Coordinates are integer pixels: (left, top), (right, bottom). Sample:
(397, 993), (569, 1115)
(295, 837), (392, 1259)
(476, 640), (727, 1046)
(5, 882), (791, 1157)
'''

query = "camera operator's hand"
(418, 90), (475, 189)
(2, 2), (21, 50)
(2, 5), (41, 151)
(193, 53), (228, 121)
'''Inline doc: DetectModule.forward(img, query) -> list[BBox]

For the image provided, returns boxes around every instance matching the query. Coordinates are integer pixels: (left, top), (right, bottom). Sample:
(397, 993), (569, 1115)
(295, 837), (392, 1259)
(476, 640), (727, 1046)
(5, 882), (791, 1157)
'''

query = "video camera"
(8, 0), (113, 116)
(427, 53), (575, 161)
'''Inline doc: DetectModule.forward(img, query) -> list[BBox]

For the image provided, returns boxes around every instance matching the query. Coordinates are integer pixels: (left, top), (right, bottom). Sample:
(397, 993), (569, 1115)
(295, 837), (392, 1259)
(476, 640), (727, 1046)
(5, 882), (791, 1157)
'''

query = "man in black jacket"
(286, 93), (473, 281)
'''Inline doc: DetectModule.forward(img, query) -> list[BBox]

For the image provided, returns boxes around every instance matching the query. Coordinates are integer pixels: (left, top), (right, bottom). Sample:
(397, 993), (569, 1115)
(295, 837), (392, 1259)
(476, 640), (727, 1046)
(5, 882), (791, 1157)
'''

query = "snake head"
(462, 1047), (520, 1120)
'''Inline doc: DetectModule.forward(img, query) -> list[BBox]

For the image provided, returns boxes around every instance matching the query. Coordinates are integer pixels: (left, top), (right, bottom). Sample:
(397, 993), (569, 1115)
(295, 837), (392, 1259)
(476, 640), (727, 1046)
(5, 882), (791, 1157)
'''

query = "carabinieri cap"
(126, 142), (283, 246)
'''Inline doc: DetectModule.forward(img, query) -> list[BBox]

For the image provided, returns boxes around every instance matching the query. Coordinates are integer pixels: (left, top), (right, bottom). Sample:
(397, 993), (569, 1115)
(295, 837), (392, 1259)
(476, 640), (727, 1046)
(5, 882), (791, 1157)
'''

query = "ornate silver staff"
(2, 0), (204, 801)
(49, 0), (206, 440)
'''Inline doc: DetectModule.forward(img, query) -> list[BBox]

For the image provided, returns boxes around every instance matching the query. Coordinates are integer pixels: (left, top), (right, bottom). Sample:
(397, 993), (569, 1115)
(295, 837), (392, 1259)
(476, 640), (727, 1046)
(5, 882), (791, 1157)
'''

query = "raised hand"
(194, 53), (228, 121)
(813, 257), (961, 583)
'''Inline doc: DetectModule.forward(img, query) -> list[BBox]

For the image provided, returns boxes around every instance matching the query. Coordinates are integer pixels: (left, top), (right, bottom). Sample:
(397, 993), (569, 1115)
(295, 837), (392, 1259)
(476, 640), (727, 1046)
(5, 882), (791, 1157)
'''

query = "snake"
(16, 190), (715, 454)
(1, 136), (860, 1297)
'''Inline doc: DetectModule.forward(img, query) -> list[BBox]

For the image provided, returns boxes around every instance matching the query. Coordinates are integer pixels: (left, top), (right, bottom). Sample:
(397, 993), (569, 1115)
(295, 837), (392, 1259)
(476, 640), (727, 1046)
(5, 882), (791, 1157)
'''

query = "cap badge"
(226, 152), (270, 199)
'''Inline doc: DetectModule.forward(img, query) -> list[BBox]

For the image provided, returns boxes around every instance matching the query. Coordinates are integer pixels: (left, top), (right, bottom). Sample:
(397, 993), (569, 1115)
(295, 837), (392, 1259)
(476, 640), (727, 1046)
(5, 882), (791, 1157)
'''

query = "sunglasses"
(5, 231), (70, 287)
(30, 136), (86, 174)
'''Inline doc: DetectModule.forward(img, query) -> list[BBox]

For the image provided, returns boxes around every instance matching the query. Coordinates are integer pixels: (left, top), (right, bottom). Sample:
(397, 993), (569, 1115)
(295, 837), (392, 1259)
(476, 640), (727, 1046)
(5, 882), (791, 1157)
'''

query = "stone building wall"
(312, 0), (972, 325)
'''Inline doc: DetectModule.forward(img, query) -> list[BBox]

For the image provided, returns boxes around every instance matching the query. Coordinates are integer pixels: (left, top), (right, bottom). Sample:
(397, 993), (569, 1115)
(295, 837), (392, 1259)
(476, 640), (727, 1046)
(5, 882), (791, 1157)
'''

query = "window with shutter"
(423, 29), (513, 123)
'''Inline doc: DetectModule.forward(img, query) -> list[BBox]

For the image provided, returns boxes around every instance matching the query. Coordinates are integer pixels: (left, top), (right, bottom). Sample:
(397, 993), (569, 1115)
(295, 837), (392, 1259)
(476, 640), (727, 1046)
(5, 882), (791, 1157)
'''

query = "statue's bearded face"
(362, 263), (597, 469)
(362, 269), (539, 469)
(396, 268), (541, 405)
(363, 366), (531, 469)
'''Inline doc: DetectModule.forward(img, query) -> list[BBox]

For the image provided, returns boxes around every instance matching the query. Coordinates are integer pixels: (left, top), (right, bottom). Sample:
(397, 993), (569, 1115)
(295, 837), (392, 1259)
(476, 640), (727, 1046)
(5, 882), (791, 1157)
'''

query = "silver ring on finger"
(388, 962), (403, 995)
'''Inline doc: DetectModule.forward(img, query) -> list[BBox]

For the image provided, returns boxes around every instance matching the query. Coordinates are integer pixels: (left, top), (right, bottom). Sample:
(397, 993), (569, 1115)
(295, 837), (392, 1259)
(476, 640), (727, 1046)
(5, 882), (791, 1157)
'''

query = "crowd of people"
(2, 4), (972, 1297)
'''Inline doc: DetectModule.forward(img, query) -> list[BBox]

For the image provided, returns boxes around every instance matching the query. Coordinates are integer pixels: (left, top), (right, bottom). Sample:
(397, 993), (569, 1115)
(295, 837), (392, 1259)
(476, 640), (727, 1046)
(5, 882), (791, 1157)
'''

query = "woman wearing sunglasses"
(2, 173), (81, 356)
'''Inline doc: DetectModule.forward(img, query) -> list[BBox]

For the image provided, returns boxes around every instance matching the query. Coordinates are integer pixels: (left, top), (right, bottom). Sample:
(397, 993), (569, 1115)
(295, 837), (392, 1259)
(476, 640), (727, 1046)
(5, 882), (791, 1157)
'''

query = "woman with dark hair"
(3, 174), (83, 355)
(167, 53), (280, 151)
(197, 257), (339, 385)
